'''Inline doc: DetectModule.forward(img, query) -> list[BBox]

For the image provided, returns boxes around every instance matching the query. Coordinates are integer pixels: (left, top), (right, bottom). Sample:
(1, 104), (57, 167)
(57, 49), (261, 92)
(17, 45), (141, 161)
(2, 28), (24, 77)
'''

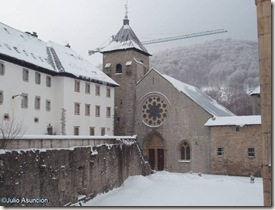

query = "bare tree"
(0, 117), (24, 149)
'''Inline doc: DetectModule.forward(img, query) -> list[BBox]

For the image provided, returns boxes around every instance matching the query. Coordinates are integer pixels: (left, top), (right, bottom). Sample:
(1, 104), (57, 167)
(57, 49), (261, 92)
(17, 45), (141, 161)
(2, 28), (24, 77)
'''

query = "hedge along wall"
(0, 141), (152, 206)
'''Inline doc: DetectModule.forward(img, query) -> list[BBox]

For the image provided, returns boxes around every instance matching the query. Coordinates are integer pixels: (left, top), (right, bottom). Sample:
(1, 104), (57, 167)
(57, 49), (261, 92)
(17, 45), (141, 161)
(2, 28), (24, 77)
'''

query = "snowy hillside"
(150, 39), (259, 115)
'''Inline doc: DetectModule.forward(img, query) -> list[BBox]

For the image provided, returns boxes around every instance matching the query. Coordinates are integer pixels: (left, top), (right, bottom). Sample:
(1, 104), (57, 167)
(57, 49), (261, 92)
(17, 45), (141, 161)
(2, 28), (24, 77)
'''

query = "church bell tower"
(101, 6), (151, 136)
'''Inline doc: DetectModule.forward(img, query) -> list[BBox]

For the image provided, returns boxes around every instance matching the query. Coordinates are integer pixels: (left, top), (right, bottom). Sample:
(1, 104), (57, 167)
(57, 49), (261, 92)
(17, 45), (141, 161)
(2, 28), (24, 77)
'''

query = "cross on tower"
(124, 1), (128, 18)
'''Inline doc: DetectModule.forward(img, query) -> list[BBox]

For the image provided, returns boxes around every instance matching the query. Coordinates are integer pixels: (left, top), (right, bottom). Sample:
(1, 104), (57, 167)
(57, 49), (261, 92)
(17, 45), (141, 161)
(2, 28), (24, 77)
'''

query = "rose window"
(142, 95), (168, 127)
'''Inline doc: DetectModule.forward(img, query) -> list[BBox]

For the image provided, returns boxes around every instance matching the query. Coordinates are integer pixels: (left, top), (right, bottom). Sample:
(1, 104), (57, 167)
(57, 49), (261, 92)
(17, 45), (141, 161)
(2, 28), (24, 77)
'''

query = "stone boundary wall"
(0, 141), (152, 206)
(2, 135), (136, 150)
(5, 138), (117, 150)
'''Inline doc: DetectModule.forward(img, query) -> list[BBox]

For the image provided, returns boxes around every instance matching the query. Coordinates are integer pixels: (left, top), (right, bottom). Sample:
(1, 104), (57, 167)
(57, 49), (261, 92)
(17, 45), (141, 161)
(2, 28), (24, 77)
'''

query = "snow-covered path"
(74, 171), (263, 206)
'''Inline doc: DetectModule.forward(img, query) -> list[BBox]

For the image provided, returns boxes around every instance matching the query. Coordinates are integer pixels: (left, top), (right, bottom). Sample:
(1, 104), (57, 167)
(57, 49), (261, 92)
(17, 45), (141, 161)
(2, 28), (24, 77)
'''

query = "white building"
(0, 22), (118, 136)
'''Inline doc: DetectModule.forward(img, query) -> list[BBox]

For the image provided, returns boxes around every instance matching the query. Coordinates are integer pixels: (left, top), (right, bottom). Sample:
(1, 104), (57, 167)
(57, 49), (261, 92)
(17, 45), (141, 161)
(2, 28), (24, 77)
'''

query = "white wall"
(0, 59), (115, 136)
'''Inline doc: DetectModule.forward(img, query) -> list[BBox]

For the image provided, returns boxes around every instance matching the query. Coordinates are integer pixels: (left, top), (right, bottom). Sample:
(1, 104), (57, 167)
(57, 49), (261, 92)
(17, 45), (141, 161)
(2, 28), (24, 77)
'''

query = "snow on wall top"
(204, 115), (261, 127)
(0, 22), (118, 86)
(101, 24), (150, 56)
(250, 86), (260, 95)
(162, 74), (235, 117)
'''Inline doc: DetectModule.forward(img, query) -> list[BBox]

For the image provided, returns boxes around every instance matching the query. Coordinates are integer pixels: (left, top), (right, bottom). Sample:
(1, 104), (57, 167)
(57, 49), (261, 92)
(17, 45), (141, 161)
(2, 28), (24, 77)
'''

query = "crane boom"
(88, 29), (228, 55)
(141, 29), (227, 45)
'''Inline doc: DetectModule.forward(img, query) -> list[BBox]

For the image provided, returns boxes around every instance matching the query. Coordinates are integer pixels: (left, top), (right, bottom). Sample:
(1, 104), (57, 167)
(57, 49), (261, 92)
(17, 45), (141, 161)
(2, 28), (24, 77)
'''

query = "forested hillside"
(150, 39), (259, 115)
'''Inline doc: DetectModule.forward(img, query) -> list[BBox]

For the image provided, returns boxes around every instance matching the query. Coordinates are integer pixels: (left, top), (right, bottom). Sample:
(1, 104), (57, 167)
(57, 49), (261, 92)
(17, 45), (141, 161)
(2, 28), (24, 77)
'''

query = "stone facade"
(135, 70), (213, 173)
(251, 94), (261, 115)
(0, 142), (151, 206)
(210, 125), (262, 176)
(103, 50), (149, 136)
(255, 0), (272, 206)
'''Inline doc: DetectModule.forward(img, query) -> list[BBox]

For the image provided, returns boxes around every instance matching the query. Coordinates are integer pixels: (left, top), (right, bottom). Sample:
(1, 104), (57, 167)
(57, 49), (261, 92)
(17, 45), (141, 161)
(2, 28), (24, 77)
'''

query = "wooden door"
(157, 149), (164, 170)
(149, 149), (155, 170)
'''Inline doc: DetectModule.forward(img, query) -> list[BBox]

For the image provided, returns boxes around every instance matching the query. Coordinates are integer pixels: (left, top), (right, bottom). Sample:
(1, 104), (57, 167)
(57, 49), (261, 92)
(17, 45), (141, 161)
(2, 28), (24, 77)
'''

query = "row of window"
(217, 147), (256, 158)
(104, 62), (147, 77)
(0, 91), (51, 110)
(23, 69), (52, 87)
(1, 91), (112, 118)
(74, 126), (108, 136)
(179, 143), (256, 161)
(25, 94), (51, 110)
(0, 62), (111, 97)
(74, 103), (111, 118)
(74, 80), (111, 97)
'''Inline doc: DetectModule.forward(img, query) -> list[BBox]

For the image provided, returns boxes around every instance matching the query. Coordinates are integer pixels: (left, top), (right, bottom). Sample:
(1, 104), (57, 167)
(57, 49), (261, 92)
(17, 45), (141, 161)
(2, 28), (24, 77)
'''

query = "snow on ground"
(73, 171), (263, 207)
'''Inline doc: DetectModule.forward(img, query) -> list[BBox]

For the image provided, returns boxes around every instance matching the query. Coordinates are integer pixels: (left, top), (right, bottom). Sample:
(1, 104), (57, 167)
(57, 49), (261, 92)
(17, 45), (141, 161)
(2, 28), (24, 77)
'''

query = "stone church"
(101, 14), (262, 175)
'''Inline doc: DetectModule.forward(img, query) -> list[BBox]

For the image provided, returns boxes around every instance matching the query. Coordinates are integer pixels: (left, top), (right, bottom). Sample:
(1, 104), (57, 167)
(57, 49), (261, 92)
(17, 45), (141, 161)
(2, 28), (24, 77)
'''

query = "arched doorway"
(143, 132), (166, 171)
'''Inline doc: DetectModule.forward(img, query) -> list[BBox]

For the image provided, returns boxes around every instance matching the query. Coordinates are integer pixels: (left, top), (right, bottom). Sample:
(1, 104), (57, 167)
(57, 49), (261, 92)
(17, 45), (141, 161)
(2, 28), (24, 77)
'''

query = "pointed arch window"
(116, 64), (122, 73)
(180, 141), (191, 160)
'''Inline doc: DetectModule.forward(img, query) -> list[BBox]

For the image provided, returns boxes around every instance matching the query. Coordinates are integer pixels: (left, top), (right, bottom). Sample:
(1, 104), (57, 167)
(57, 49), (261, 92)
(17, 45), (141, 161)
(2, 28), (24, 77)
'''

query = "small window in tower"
(116, 64), (122, 74)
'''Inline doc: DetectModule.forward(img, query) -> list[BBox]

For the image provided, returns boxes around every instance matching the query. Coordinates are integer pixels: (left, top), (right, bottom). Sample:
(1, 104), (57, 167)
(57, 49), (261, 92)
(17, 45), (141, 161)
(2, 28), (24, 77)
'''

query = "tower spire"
(123, 0), (129, 25)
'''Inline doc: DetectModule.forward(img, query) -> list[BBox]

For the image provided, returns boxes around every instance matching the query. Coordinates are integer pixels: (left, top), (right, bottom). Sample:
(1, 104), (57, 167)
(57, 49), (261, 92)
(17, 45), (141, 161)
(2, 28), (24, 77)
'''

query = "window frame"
(106, 87), (111, 98)
(116, 63), (122, 74)
(217, 147), (224, 157)
(179, 141), (191, 161)
(46, 99), (51, 111)
(0, 91), (3, 104)
(96, 85), (100, 96)
(90, 127), (95, 136)
(74, 126), (80, 136)
(46, 76), (51, 87)
(95, 105), (100, 117)
(35, 72), (41, 85)
(85, 104), (90, 116)
(75, 80), (80, 92)
(22, 68), (29, 82)
(85, 82), (91, 94)
(74, 102), (80, 115)
(21, 93), (28, 108)
(101, 127), (105, 136)
(34, 96), (41, 110)
(248, 148), (255, 158)
(0, 62), (5, 76)
(106, 107), (111, 118)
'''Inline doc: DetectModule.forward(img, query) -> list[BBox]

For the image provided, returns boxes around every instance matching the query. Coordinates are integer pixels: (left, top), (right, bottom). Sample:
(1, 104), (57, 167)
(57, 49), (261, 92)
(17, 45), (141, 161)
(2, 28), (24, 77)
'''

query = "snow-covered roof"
(101, 18), (151, 56)
(0, 22), (118, 86)
(161, 73), (235, 117)
(205, 115), (261, 127)
(250, 86), (260, 96)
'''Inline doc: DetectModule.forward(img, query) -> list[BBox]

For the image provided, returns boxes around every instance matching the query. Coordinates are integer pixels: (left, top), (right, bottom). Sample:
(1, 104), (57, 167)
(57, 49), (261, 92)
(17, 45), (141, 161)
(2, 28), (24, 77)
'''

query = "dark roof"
(101, 17), (151, 56)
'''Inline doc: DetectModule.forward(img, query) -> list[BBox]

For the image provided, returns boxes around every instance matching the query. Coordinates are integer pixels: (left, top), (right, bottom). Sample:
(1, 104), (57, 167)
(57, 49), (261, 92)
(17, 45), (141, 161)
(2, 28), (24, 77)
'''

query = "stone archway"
(142, 132), (166, 171)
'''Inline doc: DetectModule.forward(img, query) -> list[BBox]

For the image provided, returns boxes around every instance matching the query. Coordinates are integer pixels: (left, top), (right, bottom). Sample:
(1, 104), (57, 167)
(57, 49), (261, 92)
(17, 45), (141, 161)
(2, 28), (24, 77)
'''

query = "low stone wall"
(0, 140), (151, 206)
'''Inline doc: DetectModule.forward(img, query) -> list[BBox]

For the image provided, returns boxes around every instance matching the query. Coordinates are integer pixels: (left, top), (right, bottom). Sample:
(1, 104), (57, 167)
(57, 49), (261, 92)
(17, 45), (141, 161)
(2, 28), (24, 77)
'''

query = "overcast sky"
(1, 0), (260, 66)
